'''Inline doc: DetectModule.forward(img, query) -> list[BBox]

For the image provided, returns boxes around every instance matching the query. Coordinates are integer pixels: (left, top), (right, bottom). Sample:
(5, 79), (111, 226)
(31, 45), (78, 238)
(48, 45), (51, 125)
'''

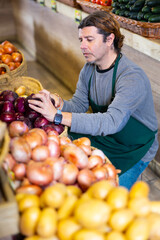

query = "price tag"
(51, 0), (57, 11)
(75, 10), (82, 24)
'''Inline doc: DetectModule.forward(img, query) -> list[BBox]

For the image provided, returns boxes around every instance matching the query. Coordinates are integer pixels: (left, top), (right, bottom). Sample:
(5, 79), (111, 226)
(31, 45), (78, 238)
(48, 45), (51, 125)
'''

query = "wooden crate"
(0, 168), (19, 238)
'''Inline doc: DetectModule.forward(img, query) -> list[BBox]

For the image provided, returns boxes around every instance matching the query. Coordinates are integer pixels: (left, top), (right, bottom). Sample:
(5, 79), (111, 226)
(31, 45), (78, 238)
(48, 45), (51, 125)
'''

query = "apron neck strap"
(112, 53), (121, 99)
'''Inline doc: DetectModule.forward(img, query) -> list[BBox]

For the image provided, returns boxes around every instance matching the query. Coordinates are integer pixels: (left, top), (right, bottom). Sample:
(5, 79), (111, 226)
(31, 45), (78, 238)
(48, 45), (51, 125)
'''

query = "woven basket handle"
(0, 63), (12, 85)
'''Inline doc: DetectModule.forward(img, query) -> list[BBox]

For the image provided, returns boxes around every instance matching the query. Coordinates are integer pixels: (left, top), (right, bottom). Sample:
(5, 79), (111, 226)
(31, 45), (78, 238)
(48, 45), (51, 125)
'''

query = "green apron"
(69, 54), (157, 175)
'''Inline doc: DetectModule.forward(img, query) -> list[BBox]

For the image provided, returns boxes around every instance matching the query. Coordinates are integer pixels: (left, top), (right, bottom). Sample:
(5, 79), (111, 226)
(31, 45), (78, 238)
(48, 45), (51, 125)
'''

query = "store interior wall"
(1, 0), (160, 163)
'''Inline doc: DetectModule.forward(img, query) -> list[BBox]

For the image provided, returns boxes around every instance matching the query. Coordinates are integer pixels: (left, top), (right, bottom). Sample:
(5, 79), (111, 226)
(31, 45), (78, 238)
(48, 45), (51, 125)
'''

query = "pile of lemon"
(16, 180), (160, 240)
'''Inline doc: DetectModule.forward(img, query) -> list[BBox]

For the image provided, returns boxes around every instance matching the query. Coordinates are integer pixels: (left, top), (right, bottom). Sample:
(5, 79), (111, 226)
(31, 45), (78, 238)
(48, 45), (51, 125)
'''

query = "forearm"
(61, 112), (72, 127)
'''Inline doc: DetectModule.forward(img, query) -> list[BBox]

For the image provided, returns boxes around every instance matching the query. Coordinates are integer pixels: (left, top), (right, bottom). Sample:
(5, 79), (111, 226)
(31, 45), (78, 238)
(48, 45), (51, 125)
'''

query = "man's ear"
(106, 33), (115, 46)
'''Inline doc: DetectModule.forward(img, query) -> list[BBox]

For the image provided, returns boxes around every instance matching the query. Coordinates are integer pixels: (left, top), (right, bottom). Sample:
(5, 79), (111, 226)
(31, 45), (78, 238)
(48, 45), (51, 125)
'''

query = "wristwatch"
(54, 109), (63, 125)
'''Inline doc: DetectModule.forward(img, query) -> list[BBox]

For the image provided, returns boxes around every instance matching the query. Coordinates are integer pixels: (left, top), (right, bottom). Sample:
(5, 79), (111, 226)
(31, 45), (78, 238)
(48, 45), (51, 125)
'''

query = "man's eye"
(87, 39), (93, 42)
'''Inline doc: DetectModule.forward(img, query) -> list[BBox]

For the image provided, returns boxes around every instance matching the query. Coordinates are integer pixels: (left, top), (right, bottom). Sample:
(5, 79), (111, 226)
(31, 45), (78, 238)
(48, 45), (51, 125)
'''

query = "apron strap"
(111, 53), (121, 101)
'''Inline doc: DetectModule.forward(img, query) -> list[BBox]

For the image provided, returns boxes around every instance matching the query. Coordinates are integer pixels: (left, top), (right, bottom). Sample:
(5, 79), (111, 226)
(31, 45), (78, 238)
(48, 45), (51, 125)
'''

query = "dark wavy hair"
(78, 11), (124, 54)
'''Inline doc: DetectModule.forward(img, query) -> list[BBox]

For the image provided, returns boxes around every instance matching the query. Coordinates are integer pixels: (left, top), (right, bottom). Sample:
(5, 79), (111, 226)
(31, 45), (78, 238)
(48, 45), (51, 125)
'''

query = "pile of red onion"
(0, 90), (64, 134)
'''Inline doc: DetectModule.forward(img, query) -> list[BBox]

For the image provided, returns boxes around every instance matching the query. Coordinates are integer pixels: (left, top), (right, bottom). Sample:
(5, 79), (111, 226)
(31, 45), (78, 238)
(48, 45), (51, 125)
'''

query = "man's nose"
(80, 41), (87, 50)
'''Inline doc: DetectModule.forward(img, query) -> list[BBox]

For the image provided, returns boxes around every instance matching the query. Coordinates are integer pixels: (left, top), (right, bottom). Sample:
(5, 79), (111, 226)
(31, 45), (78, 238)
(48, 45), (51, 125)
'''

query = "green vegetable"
(142, 5), (151, 12)
(137, 11), (145, 19)
(146, 0), (160, 7)
(148, 14), (160, 21)
(151, 6), (160, 13)
(144, 12), (153, 19)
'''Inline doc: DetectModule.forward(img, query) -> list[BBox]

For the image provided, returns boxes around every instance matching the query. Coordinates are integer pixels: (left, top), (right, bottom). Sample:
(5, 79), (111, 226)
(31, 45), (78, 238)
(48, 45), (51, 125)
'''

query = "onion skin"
(47, 134), (60, 145)
(26, 161), (53, 186)
(10, 137), (31, 163)
(31, 145), (50, 162)
(2, 101), (14, 112)
(8, 121), (29, 138)
(13, 163), (26, 180)
(34, 116), (49, 128)
(16, 184), (43, 196)
(2, 153), (16, 172)
(59, 163), (79, 185)
(79, 144), (92, 156)
(62, 145), (88, 169)
(91, 149), (106, 163)
(77, 168), (97, 191)
(0, 111), (16, 123)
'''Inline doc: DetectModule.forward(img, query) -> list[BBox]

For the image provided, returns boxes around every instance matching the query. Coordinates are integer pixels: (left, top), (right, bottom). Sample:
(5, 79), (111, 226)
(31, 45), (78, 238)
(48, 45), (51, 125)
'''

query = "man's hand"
(28, 90), (57, 122)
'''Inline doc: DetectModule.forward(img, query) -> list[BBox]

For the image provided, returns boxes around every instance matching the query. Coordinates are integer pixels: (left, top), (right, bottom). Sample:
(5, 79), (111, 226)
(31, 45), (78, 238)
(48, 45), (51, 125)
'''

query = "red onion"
(15, 112), (25, 121)
(2, 101), (14, 112)
(34, 116), (49, 128)
(0, 111), (16, 123)
(51, 123), (64, 135)
(14, 97), (26, 113)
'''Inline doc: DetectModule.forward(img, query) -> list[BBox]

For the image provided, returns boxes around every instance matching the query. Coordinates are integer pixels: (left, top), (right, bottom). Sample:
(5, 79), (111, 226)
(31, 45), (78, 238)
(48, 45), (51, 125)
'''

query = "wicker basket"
(0, 51), (27, 82)
(0, 75), (43, 96)
(111, 13), (160, 39)
(76, 0), (112, 14)
(0, 122), (10, 167)
(57, 0), (81, 8)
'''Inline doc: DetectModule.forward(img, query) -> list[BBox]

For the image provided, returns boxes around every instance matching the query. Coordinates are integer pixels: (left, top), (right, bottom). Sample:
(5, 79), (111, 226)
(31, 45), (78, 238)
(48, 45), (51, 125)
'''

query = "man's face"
(78, 26), (109, 67)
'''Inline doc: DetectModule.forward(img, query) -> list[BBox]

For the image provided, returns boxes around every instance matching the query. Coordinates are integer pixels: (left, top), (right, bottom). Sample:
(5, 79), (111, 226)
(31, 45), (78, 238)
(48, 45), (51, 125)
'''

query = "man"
(29, 11), (158, 189)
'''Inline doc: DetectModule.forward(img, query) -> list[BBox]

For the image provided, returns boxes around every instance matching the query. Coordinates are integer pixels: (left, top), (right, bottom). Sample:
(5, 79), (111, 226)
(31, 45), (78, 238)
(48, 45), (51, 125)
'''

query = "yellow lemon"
(66, 185), (82, 197)
(128, 197), (150, 217)
(74, 199), (111, 229)
(57, 217), (81, 240)
(73, 229), (105, 240)
(36, 207), (57, 238)
(18, 194), (40, 212)
(58, 195), (78, 220)
(106, 186), (129, 210)
(87, 180), (114, 200)
(108, 208), (134, 232)
(105, 231), (126, 240)
(40, 183), (67, 209)
(20, 207), (41, 237)
(125, 217), (149, 240)
(129, 181), (149, 199)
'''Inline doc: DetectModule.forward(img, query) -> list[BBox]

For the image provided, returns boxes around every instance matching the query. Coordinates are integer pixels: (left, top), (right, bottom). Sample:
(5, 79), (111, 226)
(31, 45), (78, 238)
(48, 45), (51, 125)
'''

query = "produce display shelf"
(76, 0), (112, 14)
(111, 13), (160, 39)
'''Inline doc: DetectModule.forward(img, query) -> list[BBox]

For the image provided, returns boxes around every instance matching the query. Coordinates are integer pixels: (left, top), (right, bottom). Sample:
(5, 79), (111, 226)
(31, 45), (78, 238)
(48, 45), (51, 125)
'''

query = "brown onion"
(31, 145), (50, 162)
(1, 54), (12, 64)
(91, 149), (106, 163)
(12, 52), (22, 63)
(103, 163), (117, 180)
(59, 163), (79, 185)
(8, 121), (29, 138)
(16, 184), (43, 196)
(79, 144), (92, 156)
(10, 137), (31, 163)
(47, 139), (60, 158)
(59, 136), (72, 145)
(88, 155), (104, 169)
(13, 163), (26, 180)
(73, 137), (91, 146)
(30, 128), (48, 145)
(92, 166), (108, 180)
(47, 133), (60, 145)
(62, 145), (88, 169)
(3, 43), (16, 54)
(26, 161), (53, 186)
(77, 168), (97, 191)
(23, 131), (43, 149)
(45, 157), (64, 181)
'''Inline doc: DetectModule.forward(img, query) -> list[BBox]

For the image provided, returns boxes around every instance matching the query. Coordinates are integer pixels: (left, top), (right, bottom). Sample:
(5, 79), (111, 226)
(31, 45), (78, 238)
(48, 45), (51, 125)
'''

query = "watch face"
(54, 113), (62, 125)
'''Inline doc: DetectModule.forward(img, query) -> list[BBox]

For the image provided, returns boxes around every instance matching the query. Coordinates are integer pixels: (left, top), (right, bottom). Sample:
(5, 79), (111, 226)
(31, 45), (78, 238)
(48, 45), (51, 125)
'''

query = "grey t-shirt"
(62, 54), (159, 163)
